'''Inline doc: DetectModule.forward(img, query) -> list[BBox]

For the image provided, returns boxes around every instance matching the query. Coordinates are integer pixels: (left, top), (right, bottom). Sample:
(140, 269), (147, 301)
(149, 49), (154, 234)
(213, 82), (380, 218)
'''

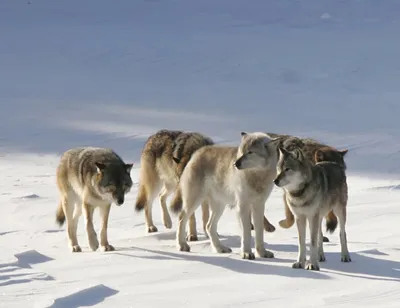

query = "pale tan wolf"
(265, 132), (348, 242)
(56, 147), (133, 252)
(134, 129), (214, 241)
(274, 147), (351, 271)
(170, 132), (279, 260)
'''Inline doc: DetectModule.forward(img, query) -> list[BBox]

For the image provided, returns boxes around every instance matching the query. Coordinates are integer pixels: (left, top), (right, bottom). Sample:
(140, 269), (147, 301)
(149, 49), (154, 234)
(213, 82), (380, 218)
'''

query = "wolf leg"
(187, 212), (198, 241)
(318, 224), (326, 262)
(144, 187), (160, 233)
(206, 203), (230, 253)
(201, 201), (210, 237)
(292, 214), (306, 269)
(63, 193), (81, 252)
(99, 203), (114, 251)
(335, 205), (351, 262)
(83, 202), (99, 251)
(252, 203), (274, 258)
(237, 202), (254, 260)
(306, 213), (321, 271)
(159, 184), (173, 229)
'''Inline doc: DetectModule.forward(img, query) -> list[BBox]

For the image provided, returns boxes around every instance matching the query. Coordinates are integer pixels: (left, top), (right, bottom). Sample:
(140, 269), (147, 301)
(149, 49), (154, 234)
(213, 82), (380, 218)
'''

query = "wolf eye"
(285, 168), (291, 172)
(248, 151), (253, 154)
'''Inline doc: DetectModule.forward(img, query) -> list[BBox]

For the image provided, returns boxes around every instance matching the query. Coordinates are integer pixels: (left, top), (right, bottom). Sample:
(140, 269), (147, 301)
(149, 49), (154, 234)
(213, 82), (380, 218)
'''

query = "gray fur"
(274, 147), (351, 270)
(56, 147), (133, 252)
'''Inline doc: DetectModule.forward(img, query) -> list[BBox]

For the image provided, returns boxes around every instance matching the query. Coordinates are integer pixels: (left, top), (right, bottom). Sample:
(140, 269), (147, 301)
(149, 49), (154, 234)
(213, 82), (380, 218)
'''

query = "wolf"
(55, 147), (133, 252)
(274, 147), (351, 270)
(134, 129), (214, 241)
(170, 132), (279, 260)
(265, 132), (348, 242)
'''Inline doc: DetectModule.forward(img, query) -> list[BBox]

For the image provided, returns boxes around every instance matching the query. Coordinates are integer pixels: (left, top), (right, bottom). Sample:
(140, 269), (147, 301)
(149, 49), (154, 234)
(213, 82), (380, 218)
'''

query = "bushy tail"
(325, 210), (338, 233)
(56, 202), (65, 227)
(170, 188), (183, 214)
(135, 185), (147, 212)
(278, 197), (295, 229)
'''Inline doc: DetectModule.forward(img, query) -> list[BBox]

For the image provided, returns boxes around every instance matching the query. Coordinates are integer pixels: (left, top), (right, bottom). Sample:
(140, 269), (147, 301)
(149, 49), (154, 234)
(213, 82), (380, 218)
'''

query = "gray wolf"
(274, 146), (351, 270)
(55, 147), (133, 252)
(134, 129), (214, 241)
(265, 132), (348, 242)
(170, 132), (279, 260)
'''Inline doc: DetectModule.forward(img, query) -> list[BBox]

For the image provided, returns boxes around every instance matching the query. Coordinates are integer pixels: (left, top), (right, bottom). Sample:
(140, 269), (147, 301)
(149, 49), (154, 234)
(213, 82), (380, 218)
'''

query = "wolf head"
(234, 132), (279, 170)
(95, 162), (133, 206)
(274, 147), (311, 191)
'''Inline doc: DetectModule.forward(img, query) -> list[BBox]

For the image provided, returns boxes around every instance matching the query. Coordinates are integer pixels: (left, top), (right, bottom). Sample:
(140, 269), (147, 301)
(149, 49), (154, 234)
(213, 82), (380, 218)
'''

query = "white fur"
(175, 133), (278, 259)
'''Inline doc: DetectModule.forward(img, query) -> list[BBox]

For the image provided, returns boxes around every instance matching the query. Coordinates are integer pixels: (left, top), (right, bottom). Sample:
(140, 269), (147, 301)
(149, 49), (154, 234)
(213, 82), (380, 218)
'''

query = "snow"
(1, 0), (399, 307)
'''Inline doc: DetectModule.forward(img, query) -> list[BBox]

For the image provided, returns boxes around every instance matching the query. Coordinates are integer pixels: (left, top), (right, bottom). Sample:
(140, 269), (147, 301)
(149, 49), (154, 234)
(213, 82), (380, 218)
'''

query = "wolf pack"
(55, 129), (350, 271)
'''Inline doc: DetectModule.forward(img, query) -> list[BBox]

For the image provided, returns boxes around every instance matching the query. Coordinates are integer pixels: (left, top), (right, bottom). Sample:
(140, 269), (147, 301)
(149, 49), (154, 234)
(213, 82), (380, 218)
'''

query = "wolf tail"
(135, 184), (147, 212)
(278, 196), (295, 229)
(56, 202), (66, 227)
(135, 154), (159, 212)
(170, 187), (183, 214)
(325, 210), (338, 233)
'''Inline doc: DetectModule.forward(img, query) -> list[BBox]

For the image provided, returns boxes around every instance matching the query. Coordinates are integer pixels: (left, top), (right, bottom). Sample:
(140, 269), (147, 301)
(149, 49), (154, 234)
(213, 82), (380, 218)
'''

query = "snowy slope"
(0, 0), (399, 307)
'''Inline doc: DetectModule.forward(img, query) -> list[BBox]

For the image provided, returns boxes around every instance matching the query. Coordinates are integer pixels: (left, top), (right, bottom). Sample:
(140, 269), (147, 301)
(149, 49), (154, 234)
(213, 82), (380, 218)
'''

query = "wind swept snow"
(0, 0), (399, 307)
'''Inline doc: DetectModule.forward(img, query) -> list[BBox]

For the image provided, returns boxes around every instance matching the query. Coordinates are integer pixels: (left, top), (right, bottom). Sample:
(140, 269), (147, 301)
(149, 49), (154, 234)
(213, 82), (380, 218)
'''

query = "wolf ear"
(241, 132), (247, 138)
(278, 147), (290, 157)
(314, 150), (324, 162)
(292, 148), (304, 161)
(339, 149), (348, 157)
(95, 162), (106, 173)
(125, 163), (133, 173)
(172, 157), (180, 164)
(265, 132), (282, 139)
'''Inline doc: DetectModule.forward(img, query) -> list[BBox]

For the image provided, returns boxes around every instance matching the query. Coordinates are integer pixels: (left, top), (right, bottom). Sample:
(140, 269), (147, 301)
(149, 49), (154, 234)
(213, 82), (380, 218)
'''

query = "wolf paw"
(186, 234), (198, 242)
(242, 252), (255, 260)
(147, 226), (158, 233)
(257, 249), (274, 258)
(88, 238), (99, 252)
(215, 245), (232, 254)
(163, 216), (172, 229)
(305, 262), (320, 271)
(292, 261), (304, 269)
(319, 252), (326, 262)
(71, 245), (82, 253)
(323, 236), (330, 243)
(264, 223), (276, 233)
(279, 219), (293, 229)
(178, 242), (190, 252)
(341, 254), (352, 262)
(101, 244), (115, 252)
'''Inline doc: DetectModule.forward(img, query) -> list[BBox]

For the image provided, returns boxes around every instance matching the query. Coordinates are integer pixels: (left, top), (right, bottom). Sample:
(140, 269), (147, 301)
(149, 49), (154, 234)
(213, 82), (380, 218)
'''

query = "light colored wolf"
(274, 146), (351, 270)
(56, 147), (133, 252)
(134, 129), (214, 241)
(170, 132), (279, 260)
(265, 132), (348, 242)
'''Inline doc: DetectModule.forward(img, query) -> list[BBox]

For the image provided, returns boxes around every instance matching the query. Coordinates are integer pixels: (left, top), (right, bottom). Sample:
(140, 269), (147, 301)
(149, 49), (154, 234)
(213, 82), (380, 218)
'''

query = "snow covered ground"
(1, 0), (399, 307)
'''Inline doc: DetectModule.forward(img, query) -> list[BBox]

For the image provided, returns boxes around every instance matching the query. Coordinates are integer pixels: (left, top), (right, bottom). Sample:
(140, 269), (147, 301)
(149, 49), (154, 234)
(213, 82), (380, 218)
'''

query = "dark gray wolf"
(265, 132), (348, 242)
(274, 147), (351, 270)
(56, 147), (133, 252)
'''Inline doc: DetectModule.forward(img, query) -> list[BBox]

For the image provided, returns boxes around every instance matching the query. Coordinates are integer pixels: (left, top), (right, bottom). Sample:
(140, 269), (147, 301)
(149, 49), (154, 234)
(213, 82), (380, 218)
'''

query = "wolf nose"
(117, 198), (124, 205)
(273, 179), (279, 186)
(234, 160), (241, 169)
